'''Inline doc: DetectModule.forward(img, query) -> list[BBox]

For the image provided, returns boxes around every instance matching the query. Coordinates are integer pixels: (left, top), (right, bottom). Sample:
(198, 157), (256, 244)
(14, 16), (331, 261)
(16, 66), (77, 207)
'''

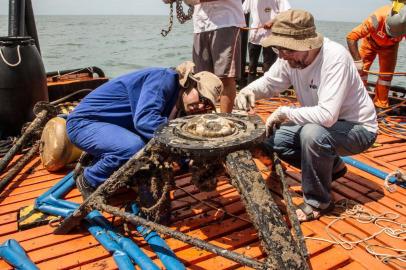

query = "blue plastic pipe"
(130, 203), (185, 270)
(86, 211), (160, 270)
(342, 156), (406, 188)
(0, 239), (38, 270)
(35, 174), (141, 269)
(83, 218), (135, 269)
(36, 171), (75, 202)
(34, 172), (167, 270)
(35, 171), (77, 217)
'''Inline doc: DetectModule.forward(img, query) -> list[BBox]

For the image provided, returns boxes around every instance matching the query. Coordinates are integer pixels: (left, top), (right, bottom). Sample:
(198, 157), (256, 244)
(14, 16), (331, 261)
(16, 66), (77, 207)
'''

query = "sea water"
(0, 15), (405, 86)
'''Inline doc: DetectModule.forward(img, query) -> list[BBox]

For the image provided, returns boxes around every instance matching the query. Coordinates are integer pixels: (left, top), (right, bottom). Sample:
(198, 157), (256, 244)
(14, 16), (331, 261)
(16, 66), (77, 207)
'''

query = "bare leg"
(220, 77), (236, 113)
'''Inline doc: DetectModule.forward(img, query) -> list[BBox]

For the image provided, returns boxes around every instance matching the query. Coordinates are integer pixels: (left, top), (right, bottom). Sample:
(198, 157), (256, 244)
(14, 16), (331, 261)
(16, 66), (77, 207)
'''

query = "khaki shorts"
(193, 26), (241, 79)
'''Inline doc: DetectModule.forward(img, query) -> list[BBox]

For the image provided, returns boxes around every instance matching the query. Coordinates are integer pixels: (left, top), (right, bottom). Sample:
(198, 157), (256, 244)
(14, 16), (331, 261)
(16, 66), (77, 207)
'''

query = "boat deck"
(1, 99), (405, 270)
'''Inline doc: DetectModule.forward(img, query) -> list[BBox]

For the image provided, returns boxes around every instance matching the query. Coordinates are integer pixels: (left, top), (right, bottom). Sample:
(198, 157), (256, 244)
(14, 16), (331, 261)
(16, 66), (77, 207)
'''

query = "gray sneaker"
(75, 174), (96, 199)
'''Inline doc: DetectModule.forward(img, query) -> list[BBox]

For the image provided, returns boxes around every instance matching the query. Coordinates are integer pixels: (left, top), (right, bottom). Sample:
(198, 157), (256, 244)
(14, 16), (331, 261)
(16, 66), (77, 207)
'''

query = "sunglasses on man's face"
(197, 95), (216, 113)
(195, 82), (216, 112)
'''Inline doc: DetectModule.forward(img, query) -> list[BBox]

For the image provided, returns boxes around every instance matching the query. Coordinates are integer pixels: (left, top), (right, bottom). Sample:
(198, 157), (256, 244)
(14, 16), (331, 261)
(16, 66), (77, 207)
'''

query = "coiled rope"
(364, 71), (406, 141)
(305, 199), (406, 267)
(378, 115), (406, 140)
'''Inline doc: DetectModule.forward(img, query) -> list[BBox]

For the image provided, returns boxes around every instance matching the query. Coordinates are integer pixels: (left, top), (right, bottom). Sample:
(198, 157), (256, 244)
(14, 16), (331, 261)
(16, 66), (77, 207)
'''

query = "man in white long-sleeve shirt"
(235, 9), (378, 222)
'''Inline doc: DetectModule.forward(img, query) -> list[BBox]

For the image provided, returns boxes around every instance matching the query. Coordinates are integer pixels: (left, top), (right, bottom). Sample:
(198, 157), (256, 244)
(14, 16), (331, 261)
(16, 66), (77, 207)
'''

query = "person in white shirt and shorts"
(242, 0), (291, 83)
(191, 0), (246, 113)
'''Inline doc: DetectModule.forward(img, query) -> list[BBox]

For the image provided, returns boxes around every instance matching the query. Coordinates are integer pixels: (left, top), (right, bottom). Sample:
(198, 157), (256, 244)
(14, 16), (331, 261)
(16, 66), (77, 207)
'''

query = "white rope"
(366, 245), (406, 264)
(0, 45), (21, 67)
(304, 199), (406, 266)
(384, 169), (406, 193)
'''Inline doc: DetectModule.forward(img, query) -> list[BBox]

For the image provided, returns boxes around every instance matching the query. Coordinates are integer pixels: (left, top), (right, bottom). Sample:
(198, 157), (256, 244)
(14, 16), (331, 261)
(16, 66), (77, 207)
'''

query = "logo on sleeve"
(377, 31), (386, 39)
(309, 79), (318, 90)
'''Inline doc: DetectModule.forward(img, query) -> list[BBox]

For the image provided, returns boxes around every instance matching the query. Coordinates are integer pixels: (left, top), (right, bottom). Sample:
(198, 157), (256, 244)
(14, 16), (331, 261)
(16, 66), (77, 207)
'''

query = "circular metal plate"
(154, 113), (266, 159)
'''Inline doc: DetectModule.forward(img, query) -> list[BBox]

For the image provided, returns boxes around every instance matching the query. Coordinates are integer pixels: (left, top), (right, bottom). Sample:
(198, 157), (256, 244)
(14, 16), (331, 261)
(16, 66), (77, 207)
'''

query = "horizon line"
(0, 14), (360, 23)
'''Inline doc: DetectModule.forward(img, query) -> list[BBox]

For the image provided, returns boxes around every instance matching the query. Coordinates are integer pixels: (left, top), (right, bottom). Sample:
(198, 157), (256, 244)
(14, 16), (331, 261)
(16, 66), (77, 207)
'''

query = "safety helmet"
(386, 1), (406, 37)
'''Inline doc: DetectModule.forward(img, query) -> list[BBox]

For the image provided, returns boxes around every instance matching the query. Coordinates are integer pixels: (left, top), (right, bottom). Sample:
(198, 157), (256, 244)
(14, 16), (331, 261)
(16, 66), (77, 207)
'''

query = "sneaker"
(332, 166), (347, 181)
(75, 174), (96, 199)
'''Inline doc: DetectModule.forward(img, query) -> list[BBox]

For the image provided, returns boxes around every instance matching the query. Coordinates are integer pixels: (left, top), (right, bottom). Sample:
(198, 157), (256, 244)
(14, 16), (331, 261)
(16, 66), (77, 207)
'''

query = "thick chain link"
(161, 2), (174, 37)
(175, 0), (194, 24)
(161, 0), (194, 37)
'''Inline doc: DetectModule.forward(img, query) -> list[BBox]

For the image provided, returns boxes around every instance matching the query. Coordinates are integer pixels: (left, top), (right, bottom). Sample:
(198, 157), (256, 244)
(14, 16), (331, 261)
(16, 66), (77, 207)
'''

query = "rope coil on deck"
(378, 115), (406, 141)
(304, 199), (406, 266)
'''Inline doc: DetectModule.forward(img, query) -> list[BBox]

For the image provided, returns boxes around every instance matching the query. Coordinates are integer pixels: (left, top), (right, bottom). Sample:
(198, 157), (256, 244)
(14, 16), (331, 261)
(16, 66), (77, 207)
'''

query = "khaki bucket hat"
(176, 61), (195, 87)
(192, 71), (223, 106)
(176, 61), (223, 106)
(261, 9), (324, 51)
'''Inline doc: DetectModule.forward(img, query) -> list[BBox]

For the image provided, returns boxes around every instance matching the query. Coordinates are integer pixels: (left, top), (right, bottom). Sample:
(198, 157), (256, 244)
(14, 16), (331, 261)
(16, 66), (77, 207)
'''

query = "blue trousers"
(264, 121), (377, 209)
(66, 119), (146, 187)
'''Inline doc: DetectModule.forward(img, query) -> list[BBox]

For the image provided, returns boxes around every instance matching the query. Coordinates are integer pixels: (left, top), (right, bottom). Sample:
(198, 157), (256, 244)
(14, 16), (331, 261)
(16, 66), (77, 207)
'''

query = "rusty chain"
(175, 0), (194, 24)
(161, 2), (174, 37)
(161, 0), (194, 37)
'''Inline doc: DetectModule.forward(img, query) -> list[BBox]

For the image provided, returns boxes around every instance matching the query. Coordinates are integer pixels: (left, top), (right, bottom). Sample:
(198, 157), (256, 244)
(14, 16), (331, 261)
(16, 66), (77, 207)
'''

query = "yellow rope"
(304, 199), (406, 266)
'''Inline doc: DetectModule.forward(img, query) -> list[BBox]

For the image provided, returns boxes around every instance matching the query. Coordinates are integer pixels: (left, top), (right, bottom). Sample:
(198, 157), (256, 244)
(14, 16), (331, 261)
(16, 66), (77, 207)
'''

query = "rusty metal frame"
(54, 114), (310, 270)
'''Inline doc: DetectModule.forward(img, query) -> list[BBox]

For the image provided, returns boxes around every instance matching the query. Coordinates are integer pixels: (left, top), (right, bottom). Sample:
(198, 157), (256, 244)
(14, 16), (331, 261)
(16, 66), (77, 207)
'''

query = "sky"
(0, 0), (393, 22)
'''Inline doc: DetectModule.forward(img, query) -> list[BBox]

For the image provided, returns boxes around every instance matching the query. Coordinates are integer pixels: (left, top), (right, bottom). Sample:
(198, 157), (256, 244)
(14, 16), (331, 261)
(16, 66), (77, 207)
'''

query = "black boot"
(75, 174), (96, 199)
(332, 166), (347, 181)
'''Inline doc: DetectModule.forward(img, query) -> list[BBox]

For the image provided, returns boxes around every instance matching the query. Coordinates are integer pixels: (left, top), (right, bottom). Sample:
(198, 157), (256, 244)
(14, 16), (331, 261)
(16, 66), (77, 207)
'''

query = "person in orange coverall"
(347, 2), (406, 109)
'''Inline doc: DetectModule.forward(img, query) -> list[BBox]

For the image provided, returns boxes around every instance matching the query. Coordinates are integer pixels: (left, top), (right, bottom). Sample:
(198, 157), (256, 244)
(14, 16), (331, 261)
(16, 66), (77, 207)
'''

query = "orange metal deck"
(1, 100), (405, 270)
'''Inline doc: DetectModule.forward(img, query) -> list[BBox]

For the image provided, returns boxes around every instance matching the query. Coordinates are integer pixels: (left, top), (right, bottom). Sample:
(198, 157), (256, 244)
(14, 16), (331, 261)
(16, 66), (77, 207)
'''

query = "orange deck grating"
(1, 99), (405, 270)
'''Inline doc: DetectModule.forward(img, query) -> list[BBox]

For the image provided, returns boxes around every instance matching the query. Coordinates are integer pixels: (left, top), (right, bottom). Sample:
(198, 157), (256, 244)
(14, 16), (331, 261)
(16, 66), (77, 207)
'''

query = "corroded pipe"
(225, 150), (309, 270)
(273, 153), (309, 260)
(100, 203), (266, 270)
(0, 141), (39, 194)
(0, 102), (57, 175)
(54, 139), (157, 234)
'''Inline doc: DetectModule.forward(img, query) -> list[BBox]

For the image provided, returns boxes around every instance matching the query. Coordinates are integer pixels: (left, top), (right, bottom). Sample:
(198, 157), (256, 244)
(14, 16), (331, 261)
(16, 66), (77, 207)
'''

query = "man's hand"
(162, 0), (175, 4)
(354, 59), (367, 79)
(234, 87), (255, 111)
(265, 107), (288, 137)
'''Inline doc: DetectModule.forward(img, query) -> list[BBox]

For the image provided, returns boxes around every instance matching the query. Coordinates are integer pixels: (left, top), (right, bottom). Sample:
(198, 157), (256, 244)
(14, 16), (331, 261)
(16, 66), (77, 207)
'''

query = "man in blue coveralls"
(66, 61), (223, 199)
